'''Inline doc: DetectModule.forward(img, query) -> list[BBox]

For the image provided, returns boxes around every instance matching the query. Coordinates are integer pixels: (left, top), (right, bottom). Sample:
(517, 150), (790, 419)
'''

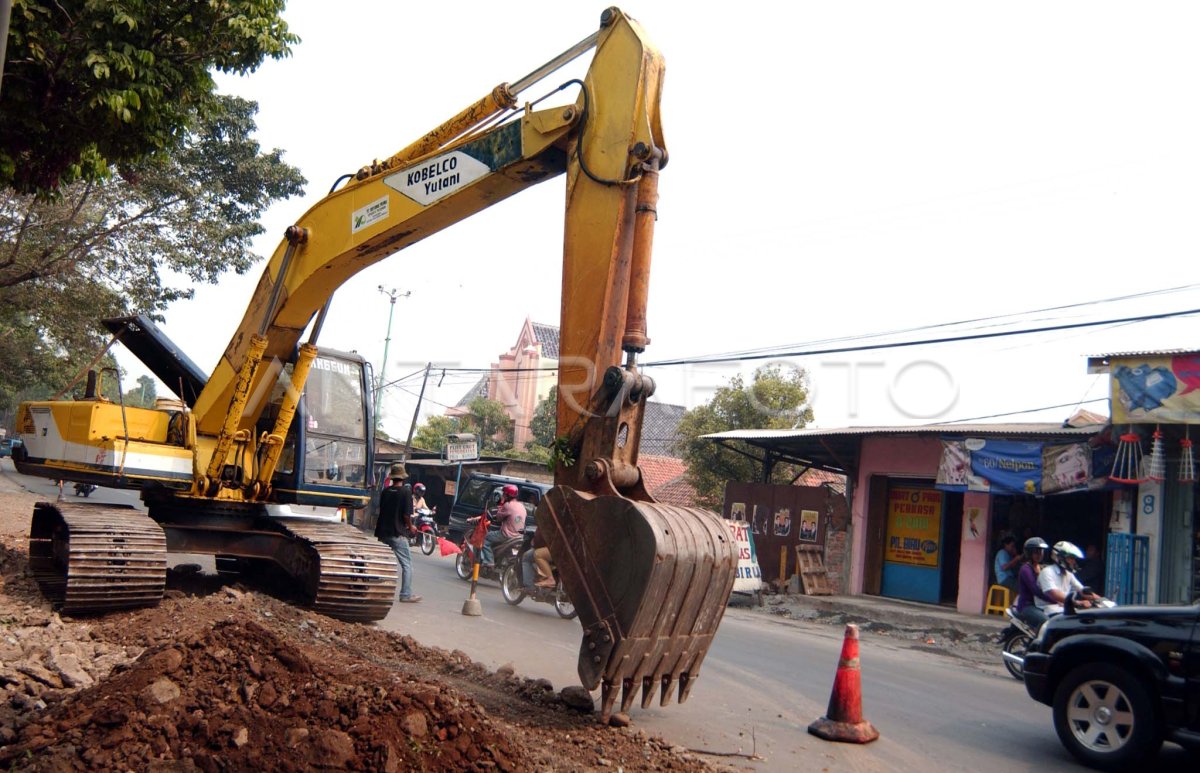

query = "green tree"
(0, 94), (305, 408)
(411, 415), (460, 454)
(674, 364), (814, 508)
(461, 397), (513, 453)
(527, 386), (558, 450)
(1, 0), (298, 194)
(122, 374), (157, 408)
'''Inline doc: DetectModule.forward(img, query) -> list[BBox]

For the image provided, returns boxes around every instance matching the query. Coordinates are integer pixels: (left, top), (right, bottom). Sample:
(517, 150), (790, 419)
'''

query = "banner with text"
(725, 519), (763, 592)
(884, 487), (942, 568)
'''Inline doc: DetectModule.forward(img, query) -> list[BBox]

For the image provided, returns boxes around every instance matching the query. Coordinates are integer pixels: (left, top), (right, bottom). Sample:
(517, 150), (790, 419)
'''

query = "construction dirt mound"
(0, 491), (718, 772)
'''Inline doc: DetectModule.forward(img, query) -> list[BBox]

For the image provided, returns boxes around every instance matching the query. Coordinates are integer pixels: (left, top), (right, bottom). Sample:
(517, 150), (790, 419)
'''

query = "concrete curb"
(753, 593), (1008, 639)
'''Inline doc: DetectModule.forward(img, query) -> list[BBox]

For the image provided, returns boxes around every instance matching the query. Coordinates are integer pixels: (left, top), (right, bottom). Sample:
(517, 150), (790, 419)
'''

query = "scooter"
(454, 511), (523, 583)
(409, 508), (438, 556)
(73, 482), (97, 497)
(499, 534), (577, 619)
(999, 607), (1038, 680)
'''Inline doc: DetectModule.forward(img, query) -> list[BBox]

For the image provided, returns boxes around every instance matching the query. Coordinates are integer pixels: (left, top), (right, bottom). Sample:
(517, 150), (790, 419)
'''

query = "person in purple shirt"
(1014, 536), (1049, 630)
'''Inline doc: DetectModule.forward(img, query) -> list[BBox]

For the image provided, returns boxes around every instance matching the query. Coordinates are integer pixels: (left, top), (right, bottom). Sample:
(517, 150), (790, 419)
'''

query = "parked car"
(0, 438), (21, 459)
(1019, 597), (1200, 770)
(445, 472), (550, 544)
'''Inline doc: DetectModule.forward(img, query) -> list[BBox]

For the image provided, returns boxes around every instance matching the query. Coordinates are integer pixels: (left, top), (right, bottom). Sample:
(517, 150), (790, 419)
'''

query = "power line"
(646, 306), (1200, 367)
(933, 397), (1109, 425)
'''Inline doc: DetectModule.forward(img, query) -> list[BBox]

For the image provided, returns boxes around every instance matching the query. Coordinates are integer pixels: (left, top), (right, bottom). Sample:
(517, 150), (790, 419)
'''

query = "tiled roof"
(641, 401), (687, 457)
(651, 475), (699, 508)
(796, 467), (847, 495)
(639, 454), (688, 492)
(454, 376), (488, 408)
(640, 454), (698, 508)
(530, 322), (560, 359)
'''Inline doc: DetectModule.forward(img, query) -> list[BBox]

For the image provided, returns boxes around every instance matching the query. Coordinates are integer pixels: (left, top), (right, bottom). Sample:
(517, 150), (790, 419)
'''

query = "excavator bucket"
(536, 486), (737, 720)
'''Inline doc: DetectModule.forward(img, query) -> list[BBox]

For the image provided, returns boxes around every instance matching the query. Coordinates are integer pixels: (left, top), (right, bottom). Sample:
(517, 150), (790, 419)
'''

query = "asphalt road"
(1, 462), (1194, 771)
(384, 549), (1198, 772)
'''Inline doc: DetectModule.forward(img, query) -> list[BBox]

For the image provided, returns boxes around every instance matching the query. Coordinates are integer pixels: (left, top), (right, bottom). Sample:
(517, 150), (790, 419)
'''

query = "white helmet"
(1051, 541), (1083, 570)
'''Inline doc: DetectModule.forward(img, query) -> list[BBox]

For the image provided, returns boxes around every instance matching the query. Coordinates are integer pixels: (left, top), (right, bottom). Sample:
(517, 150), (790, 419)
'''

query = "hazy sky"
(123, 1), (1200, 440)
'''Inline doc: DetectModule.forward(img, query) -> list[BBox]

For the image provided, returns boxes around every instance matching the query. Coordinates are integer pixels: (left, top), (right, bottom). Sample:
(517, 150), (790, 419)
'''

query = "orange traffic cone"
(807, 623), (879, 744)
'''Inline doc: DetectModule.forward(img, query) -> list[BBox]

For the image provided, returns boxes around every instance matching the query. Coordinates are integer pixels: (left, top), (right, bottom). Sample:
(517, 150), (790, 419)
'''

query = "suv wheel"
(1052, 663), (1162, 771)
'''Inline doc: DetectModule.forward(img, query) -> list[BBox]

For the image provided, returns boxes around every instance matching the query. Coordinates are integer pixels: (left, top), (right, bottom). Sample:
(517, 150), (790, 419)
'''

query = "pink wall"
(850, 436), (942, 594)
(957, 492), (993, 615)
(850, 436), (993, 614)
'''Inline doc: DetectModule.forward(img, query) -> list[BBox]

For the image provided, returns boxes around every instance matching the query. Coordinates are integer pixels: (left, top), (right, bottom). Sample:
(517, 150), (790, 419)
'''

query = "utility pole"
(374, 286), (410, 430)
(403, 363), (433, 461)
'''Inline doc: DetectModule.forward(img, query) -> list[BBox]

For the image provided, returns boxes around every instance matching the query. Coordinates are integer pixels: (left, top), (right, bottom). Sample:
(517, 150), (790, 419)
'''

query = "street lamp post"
(375, 286), (410, 429)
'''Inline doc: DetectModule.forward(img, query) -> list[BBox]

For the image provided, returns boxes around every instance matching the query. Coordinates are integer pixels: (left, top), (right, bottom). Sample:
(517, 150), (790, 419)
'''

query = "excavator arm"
(203, 6), (735, 718)
(18, 7), (735, 716)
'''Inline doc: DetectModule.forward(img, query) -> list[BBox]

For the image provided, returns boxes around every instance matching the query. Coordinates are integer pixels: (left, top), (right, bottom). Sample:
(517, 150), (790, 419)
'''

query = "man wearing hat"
(377, 463), (421, 603)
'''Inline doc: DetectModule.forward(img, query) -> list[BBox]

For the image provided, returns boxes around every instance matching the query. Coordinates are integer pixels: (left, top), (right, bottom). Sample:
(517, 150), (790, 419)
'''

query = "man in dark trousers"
(377, 463), (421, 603)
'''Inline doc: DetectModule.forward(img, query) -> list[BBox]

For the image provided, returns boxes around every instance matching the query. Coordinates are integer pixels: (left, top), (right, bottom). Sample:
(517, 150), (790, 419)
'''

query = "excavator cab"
(256, 349), (375, 509)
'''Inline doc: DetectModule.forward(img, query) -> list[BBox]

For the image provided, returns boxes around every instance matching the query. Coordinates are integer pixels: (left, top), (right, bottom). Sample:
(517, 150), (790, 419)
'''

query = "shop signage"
(884, 486), (942, 568)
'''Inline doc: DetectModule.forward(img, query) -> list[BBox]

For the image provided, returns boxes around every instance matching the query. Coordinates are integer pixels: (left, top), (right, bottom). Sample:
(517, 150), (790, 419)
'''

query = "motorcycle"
(454, 511), (523, 583)
(999, 607), (1038, 680)
(500, 536), (576, 619)
(73, 482), (97, 497)
(1000, 590), (1115, 679)
(409, 507), (438, 556)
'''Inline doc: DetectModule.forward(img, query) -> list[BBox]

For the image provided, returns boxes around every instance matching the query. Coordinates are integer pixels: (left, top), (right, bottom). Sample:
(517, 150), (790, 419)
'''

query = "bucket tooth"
(600, 681), (619, 723)
(536, 486), (736, 713)
(640, 676), (654, 709)
(620, 677), (637, 714)
(679, 672), (695, 704)
(659, 674), (675, 707)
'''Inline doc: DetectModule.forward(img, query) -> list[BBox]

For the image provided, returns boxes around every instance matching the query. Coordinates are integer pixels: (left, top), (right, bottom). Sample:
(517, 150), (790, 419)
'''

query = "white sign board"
(445, 439), (479, 462)
(384, 151), (490, 206)
(351, 196), (389, 234)
(725, 519), (763, 593)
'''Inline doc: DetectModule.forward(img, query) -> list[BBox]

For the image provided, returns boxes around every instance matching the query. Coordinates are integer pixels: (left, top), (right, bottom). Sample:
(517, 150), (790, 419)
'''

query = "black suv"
(445, 473), (551, 544)
(1020, 598), (1200, 770)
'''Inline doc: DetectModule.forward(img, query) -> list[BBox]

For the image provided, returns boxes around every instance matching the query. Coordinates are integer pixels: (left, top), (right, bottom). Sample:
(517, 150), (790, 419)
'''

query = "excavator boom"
(14, 7), (735, 717)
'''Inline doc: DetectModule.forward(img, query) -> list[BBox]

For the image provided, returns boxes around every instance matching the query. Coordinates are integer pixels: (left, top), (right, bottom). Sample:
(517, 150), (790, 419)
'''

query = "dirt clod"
(0, 489), (717, 771)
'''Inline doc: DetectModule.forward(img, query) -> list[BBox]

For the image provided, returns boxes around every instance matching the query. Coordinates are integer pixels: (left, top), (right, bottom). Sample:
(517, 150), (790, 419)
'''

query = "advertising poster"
(799, 509), (819, 542)
(884, 487), (942, 567)
(970, 439), (1042, 495)
(1111, 354), (1200, 424)
(1042, 443), (1091, 494)
(773, 508), (792, 537)
(725, 519), (763, 592)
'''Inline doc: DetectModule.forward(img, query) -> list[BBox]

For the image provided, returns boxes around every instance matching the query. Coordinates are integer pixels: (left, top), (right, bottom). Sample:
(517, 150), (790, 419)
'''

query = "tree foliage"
(0, 93), (305, 410)
(411, 415), (460, 454)
(1, 0), (298, 194)
(674, 364), (814, 508)
(460, 397), (513, 453)
(122, 374), (157, 408)
(527, 386), (557, 450)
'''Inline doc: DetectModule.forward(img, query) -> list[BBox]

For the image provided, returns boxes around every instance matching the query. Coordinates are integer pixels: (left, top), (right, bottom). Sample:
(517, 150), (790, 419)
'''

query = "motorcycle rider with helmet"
(412, 482), (431, 513)
(1014, 536), (1051, 630)
(1036, 540), (1094, 618)
(480, 484), (525, 567)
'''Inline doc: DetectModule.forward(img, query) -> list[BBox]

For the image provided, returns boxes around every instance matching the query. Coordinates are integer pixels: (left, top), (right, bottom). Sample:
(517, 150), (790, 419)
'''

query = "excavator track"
(28, 502), (167, 614)
(274, 519), (398, 623)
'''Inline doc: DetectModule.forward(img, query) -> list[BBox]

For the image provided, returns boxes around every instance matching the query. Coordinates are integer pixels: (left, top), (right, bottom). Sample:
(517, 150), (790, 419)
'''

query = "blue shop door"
(880, 485), (944, 603)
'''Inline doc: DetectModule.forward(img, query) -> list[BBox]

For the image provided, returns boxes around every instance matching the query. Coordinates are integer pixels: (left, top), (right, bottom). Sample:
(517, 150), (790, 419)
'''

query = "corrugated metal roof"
(1087, 348), (1199, 359)
(704, 422), (1107, 441)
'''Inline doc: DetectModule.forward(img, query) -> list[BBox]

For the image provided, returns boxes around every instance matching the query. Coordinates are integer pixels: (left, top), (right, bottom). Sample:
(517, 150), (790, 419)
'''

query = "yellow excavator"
(12, 7), (735, 720)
